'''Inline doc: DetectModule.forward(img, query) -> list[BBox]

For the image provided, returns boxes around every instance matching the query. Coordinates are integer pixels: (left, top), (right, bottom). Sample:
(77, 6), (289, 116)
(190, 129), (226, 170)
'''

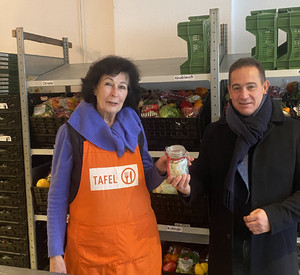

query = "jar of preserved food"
(165, 145), (189, 177)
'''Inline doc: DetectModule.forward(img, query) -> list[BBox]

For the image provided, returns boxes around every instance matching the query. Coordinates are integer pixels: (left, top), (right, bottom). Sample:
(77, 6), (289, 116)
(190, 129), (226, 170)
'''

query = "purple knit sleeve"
(140, 127), (166, 191)
(47, 124), (73, 257)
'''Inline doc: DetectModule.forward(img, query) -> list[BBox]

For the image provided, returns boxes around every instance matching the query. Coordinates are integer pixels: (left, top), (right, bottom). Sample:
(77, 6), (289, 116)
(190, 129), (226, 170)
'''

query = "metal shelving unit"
(13, 8), (227, 269)
(14, 27), (72, 269)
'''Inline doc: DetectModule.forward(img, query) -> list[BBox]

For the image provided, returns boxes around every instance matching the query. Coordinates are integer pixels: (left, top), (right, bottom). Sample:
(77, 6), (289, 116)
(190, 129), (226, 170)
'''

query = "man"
(172, 57), (300, 275)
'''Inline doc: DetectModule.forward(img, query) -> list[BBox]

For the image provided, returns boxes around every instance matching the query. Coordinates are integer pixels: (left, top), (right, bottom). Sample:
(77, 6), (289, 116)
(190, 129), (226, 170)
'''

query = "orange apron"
(64, 140), (162, 275)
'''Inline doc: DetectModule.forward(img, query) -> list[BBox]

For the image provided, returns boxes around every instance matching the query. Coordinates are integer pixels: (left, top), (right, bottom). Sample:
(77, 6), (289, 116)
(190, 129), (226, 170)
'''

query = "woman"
(47, 55), (190, 275)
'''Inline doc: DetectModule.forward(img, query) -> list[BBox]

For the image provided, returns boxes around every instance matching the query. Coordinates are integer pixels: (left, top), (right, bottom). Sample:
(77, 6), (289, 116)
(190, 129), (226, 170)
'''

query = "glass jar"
(165, 145), (189, 177)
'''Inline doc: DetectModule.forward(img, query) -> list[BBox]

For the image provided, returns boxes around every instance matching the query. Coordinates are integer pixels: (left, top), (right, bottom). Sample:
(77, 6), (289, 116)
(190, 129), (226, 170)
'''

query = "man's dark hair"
(81, 55), (141, 112)
(228, 57), (266, 85)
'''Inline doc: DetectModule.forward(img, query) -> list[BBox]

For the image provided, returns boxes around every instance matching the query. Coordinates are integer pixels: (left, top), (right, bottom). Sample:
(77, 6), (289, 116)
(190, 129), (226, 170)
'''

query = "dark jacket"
(189, 101), (300, 275)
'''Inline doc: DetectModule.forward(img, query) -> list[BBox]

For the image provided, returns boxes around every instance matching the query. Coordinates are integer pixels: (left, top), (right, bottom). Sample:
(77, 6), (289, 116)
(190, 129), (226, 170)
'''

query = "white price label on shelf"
(166, 225), (183, 232)
(174, 74), (195, 81)
(42, 81), (54, 86)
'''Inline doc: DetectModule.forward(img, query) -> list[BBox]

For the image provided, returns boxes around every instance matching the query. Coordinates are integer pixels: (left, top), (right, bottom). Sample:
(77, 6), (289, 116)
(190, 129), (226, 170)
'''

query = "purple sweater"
(47, 101), (165, 257)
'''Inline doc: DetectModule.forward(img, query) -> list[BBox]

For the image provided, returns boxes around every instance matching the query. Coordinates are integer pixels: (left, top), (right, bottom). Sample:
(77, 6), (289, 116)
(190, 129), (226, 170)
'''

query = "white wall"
(0, 0), (114, 63)
(113, 0), (231, 60)
(0, 0), (299, 63)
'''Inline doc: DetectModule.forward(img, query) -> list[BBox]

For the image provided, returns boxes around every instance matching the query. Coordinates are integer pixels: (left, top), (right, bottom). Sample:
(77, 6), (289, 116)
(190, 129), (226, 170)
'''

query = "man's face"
(228, 66), (269, 116)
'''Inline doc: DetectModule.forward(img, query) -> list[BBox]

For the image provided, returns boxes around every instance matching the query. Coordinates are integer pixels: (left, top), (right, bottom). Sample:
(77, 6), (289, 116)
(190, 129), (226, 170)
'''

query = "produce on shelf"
(162, 243), (208, 274)
(195, 88), (208, 99)
(139, 88), (208, 118)
(153, 179), (178, 194)
(32, 94), (81, 118)
(36, 171), (51, 188)
(268, 81), (300, 118)
(162, 261), (177, 272)
(194, 262), (208, 275)
(176, 248), (200, 274)
(159, 104), (182, 118)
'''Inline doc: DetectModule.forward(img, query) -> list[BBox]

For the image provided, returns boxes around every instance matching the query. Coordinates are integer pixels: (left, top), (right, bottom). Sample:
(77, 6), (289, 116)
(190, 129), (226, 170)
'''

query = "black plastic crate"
(35, 221), (49, 270)
(0, 111), (21, 128)
(0, 221), (27, 238)
(141, 95), (210, 152)
(0, 143), (23, 159)
(0, 128), (22, 144)
(0, 74), (19, 86)
(0, 94), (19, 111)
(0, 176), (25, 192)
(0, 236), (28, 254)
(0, 191), (26, 207)
(0, 160), (24, 175)
(30, 116), (68, 130)
(31, 162), (51, 215)
(150, 193), (209, 228)
(31, 187), (48, 215)
(0, 206), (27, 223)
(0, 84), (19, 92)
(0, 251), (29, 268)
(30, 135), (56, 149)
(30, 117), (67, 148)
(0, 53), (18, 63)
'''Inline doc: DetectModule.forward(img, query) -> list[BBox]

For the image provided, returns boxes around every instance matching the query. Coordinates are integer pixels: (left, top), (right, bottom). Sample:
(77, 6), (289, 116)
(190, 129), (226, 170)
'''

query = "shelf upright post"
(62, 37), (70, 64)
(209, 8), (221, 122)
(62, 37), (71, 94)
(221, 24), (228, 56)
(15, 27), (37, 270)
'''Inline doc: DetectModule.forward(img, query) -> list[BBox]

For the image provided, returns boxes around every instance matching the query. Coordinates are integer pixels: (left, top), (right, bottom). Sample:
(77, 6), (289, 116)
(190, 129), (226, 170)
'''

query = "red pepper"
(162, 260), (177, 272)
(180, 100), (193, 108)
(142, 104), (159, 112)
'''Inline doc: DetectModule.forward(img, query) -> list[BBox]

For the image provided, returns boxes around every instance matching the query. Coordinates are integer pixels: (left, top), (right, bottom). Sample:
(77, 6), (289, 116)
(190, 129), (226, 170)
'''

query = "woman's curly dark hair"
(81, 55), (141, 112)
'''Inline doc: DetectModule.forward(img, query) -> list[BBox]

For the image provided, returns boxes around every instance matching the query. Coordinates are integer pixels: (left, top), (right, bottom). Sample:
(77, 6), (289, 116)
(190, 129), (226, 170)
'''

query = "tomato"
(162, 260), (177, 272)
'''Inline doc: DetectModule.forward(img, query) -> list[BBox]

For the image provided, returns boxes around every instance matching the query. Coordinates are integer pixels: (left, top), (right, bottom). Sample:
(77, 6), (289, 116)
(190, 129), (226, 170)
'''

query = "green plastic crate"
(246, 9), (278, 70)
(277, 7), (300, 69)
(177, 15), (210, 74)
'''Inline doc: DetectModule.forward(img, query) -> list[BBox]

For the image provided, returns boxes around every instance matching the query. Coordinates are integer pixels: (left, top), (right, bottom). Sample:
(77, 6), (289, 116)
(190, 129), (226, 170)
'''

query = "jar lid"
(165, 145), (187, 159)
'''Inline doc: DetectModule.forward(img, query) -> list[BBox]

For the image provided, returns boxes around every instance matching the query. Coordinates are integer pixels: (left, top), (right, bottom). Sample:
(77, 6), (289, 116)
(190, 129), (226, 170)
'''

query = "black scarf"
(224, 93), (272, 212)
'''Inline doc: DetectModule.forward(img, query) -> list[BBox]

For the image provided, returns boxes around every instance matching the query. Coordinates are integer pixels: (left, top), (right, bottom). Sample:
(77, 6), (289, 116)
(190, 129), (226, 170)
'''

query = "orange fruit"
(170, 253), (179, 262)
(194, 100), (203, 107)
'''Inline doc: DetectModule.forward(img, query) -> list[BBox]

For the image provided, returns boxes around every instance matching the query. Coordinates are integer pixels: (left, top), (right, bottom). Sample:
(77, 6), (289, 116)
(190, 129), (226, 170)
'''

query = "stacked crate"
(177, 15), (211, 74)
(0, 53), (29, 268)
(246, 9), (278, 70)
(277, 7), (300, 69)
(246, 7), (300, 70)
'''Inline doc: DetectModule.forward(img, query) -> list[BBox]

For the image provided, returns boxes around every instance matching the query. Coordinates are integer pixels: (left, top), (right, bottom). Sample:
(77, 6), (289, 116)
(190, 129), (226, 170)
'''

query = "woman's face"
(94, 72), (129, 124)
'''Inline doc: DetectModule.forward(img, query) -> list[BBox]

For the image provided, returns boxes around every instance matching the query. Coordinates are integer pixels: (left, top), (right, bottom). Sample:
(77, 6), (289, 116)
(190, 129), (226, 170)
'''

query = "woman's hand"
(50, 255), (67, 274)
(155, 154), (168, 176)
(166, 174), (191, 195)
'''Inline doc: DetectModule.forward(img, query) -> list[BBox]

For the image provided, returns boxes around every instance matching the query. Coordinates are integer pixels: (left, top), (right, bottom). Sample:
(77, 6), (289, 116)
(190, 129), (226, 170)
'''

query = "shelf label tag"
(166, 225), (183, 232)
(42, 81), (54, 86)
(174, 74), (195, 81)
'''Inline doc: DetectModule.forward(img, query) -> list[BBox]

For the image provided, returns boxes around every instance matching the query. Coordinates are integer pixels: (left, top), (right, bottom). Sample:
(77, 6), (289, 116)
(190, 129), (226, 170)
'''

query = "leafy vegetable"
(159, 104), (182, 118)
